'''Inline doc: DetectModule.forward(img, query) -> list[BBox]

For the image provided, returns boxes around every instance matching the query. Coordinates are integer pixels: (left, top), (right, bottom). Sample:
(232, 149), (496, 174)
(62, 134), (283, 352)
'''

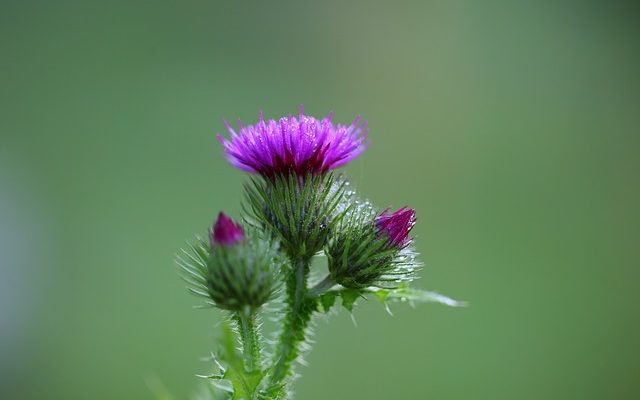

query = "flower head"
(210, 212), (245, 247)
(217, 106), (368, 178)
(180, 214), (279, 311)
(375, 207), (416, 248)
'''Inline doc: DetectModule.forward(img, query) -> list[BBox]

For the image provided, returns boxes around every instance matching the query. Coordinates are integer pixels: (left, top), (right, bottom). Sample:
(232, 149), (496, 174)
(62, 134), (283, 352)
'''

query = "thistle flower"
(217, 106), (368, 178)
(210, 212), (245, 246)
(178, 213), (279, 312)
(177, 104), (462, 400)
(326, 205), (420, 289)
(375, 207), (416, 248)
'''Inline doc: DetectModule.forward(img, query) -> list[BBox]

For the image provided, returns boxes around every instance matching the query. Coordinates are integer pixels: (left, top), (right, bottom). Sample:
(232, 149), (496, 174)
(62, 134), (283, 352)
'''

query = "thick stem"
(308, 275), (336, 298)
(236, 307), (261, 373)
(268, 257), (313, 389)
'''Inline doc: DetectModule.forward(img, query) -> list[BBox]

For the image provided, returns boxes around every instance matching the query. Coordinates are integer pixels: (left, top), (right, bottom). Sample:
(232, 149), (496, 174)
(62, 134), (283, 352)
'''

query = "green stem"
(268, 257), (313, 389)
(308, 275), (336, 298)
(236, 307), (261, 373)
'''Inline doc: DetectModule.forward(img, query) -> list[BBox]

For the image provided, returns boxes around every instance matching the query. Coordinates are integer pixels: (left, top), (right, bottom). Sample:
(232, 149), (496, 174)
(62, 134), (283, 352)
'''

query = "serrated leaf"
(373, 289), (389, 303)
(373, 289), (393, 315)
(319, 291), (337, 313)
(209, 323), (264, 400)
(222, 368), (262, 400)
(340, 289), (361, 312)
(378, 286), (467, 307)
(258, 383), (287, 400)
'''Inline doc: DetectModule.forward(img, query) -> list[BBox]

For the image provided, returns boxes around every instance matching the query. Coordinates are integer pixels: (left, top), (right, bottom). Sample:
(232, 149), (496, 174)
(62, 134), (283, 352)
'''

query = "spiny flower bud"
(217, 106), (368, 179)
(326, 204), (420, 289)
(178, 213), (279, 312)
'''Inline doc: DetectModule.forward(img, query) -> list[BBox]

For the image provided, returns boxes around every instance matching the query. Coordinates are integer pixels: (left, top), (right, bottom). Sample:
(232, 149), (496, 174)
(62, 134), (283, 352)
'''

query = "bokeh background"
(1, 1), (639, 399)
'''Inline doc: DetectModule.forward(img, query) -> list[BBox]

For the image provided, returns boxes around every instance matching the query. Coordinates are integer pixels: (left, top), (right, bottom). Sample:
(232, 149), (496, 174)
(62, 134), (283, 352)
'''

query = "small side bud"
(326, 205), (420, 289)
(180, 213), (279, 312)
(210, 212), (245, 246)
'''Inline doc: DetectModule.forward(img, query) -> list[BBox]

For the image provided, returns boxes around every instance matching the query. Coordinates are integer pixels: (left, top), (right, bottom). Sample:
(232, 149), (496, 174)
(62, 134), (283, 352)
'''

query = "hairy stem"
(235, 307), (261, 373)
(308, 275), (336, 298)
(269, 257), (314, 389)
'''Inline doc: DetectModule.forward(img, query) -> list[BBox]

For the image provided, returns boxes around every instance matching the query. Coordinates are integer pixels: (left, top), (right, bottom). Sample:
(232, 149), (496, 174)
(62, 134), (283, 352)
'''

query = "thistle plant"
(176, 106), (463, 400)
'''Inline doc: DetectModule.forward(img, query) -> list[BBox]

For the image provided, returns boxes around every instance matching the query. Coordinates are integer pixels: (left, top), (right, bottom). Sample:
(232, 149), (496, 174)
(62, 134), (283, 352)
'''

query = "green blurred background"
(1, 1), (639, 399)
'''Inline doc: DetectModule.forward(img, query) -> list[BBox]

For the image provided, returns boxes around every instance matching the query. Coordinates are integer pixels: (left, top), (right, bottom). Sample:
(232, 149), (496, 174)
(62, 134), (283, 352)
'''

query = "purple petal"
(216, 106), (368, 178)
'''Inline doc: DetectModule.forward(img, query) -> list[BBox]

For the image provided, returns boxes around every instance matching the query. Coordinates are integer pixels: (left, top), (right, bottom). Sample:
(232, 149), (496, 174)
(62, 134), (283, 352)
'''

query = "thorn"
(350, 313), (358, 327)
(384, 302), (394, 316)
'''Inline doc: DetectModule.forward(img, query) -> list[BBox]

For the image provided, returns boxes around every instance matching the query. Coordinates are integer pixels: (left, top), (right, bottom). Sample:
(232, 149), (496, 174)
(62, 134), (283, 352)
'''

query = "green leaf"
(257, 383), (287, 400)
(208, 323), (264, 400)
(222, 368), (262, 400)
(372, 289), (393, 315)
(372, 286), (467, 308)
(373, 289), (388, 303)
(319, 291), (337, 313)
(340, 289), (361, 312)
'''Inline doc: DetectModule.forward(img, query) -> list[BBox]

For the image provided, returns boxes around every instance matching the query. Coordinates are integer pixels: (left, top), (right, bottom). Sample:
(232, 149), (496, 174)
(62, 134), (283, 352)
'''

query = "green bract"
(177, 233), (280, 312)
(243, 173), (349, 261)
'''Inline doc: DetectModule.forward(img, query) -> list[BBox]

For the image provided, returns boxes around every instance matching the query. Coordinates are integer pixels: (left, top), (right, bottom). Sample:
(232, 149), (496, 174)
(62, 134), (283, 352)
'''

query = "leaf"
(340, 289), (361, 312)
(373, 289), (388, 303)
(319, 291), (337, 313)
(373, 286), (467, 308)
(258, 383), (287, 400)
(223, 368), (262, 400)
(208, 323), (264, 400)
(373, 289), (393, 316)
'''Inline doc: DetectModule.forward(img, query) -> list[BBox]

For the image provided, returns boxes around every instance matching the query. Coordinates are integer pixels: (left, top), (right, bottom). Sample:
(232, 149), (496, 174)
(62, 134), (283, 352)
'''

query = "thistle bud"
(375, 207), (416, 248)
(210, 212), (245, 246)
(326, 205), (420, 289)
(178, 213), (279, 311)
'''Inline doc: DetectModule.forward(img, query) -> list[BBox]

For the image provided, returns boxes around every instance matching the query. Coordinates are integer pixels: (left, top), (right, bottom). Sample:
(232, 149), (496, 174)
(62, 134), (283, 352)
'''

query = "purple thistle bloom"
(375, 207), (416, 248)
(217, 106), (368, 178)
(210, 212), (245, 247)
